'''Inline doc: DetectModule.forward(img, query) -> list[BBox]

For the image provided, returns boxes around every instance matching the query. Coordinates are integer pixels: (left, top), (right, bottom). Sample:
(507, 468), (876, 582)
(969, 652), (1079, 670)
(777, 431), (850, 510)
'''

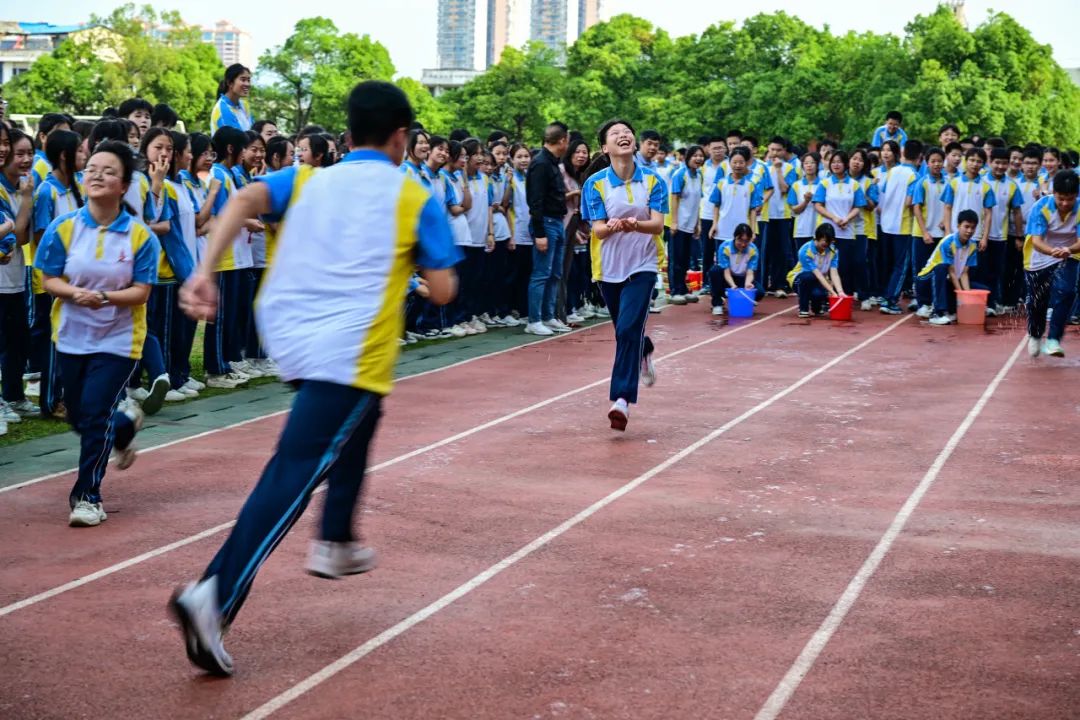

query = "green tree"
(257, 17), (395, 131)
(396, 76), (452, 134)
(2, 38), (110, 115)
(440, 43), (564, 143)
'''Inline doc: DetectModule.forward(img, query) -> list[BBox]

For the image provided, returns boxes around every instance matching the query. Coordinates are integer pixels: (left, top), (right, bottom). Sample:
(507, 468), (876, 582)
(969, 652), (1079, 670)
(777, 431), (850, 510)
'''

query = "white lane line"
(0, 308), (793, 618)
(0, 320), (610, 495)
(239, 315), (911, 720)
(753, 336), (1025, 720)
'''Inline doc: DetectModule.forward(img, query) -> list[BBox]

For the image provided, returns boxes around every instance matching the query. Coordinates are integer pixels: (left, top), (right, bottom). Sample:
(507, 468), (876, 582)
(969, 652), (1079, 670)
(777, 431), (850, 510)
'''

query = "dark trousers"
(873, 232), (892, 297)
(706, 268), (763, 306)
(1003, 236), (1025, 308)
(27, 290), (50, 375)
(974, 241), (1007, 308)
(567, 250), (590, 312)
(204, 270), (244, 376)
(133, 284), (171, 387)
(669, 229), (694, 295)
(202, 381), (382, 627)
(854, 235), (872, 300)
(485, 240), (511, 319)
(453, 246), (487, 324)
(794, 271), (829, 313)
(765, 219), (794, 292)
(916, 266), (989, 315)
(1, 290), (30, 402)
(882, 232), (911, 305)
(599, 272), (655, 405)
(245, 268), (265, 360)
(700, 220), (715, 290)
(910, 236), (940, 305)
(506, 243), (533, 317)
(57, 351), (137, 505)
(1026, 259), (1079, 341)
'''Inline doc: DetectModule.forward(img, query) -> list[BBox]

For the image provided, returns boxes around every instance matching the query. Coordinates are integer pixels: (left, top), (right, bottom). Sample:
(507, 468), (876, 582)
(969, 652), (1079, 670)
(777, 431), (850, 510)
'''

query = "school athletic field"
(1, 302), (1077, 719)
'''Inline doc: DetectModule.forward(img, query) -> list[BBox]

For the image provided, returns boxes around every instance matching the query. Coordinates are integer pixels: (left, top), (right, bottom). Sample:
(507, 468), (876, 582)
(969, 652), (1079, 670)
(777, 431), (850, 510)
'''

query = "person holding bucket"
(788, 223), (845, 318)
(915, 209), (985, 326)
(709, 223), (762, 316)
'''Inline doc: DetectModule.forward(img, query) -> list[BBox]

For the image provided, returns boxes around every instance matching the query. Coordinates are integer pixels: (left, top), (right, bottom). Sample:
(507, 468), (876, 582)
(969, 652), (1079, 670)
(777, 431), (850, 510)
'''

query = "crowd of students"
(1, 62), (1079, 517)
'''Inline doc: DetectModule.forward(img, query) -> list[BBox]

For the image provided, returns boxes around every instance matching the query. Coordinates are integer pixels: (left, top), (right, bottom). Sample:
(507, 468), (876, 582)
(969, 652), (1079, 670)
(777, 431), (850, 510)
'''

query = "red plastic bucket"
(956, 289), (989, 325)
(686, 270), (702, 292)
(828, 295), (853, 321)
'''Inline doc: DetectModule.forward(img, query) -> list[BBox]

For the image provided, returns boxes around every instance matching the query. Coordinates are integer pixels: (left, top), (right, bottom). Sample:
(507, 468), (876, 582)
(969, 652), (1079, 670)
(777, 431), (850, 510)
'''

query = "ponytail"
(219, 63), (251, 97)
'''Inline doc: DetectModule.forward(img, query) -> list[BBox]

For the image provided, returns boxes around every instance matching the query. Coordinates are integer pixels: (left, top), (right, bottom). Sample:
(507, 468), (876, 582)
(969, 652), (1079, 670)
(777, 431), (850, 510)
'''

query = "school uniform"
(668, 165), (702, 296)
(709, 240), (763, 308)
(0, 177), (31, 404)
(488, 170), (515, 320)
(786, 177), (821, 291)
(851, 175), (879, 302)
(708, 174), (765, 242)
(230, 165), (266, 363)
(507, 169), (534, 317)
(974, 174), (1023, 308)
(870, 125), (908, 148)
(32, 173), (82, 415)
(155, 177), (199, 389)
(34, 207), (159, 506)
(558, 166), (588, 320)
(698, 159), (724, 281)
(909, 173), (949, 306)
(195, 149), (458, 627)
(1007, 177), (1042, 307)
(813, 173), (867, 299)
(1023, 196), (1080, 342)
(788, 241), (838, 314)
(210, 95), (253, 132)
(941, 174), (996, 241)
(456, 172), (493, 325)
(915, 233), (984, 315)
(31, 150), (51, 189)
(877, 162), (919, 308)
(203, 163), (253, 377)
(762, 159), (797, 294)
(583, 163), (667, 405)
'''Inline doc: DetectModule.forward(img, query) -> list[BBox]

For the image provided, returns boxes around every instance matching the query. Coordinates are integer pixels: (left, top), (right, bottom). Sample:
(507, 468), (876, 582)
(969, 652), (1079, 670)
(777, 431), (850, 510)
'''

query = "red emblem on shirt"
(118, 250), (127, 262)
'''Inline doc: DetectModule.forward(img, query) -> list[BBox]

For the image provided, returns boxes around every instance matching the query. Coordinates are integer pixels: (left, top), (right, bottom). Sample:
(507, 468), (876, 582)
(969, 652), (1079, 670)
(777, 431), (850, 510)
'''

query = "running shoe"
(929, 314), (953, 326)
(142, 374), (171, 416)
(1027, 336), (1041, 357)
(669, 294), (688, 305)
(169, 577), (234, 676)
(1043, 339), (1064, 357)
(524, 322), (554, 336)
(916, 305), (933, 319)
(879, 304), (902, 315)
(305, 541), (378, 579)
(608, 398), (629, 431)
(544, 319), (572, 333)
(69, 500), (107, 527)
(712, 305), (724, 316)
(641, 354), (656, 387)
(0, 401), (21, 423)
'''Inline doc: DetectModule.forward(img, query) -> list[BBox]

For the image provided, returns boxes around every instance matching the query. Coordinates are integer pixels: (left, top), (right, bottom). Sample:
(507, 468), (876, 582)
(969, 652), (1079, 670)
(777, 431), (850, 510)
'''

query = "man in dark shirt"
(525, 122), (570, 335)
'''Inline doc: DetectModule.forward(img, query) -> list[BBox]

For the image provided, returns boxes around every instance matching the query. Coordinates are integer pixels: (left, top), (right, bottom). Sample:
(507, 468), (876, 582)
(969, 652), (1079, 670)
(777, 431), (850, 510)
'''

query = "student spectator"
(915, 209), (986, 325)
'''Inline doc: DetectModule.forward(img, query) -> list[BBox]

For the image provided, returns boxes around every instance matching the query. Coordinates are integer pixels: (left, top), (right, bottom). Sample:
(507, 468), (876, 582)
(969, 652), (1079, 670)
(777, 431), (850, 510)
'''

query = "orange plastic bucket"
(956, 289), (989, 325)
(828, 295), (853, 321)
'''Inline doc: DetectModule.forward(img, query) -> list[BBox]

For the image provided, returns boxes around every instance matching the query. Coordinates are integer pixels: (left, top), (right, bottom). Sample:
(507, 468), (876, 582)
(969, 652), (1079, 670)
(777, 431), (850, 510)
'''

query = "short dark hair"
(990, 147), (1010, 162)
(597, 118), (634, 147)
(1052, 169), (1079, 195)
(211, 126), (250, 165)
(984, 137), (1006, 149)
(152, 103), (179, 128)
(957, 209), (979, 226)
(965, 147), (988, 163)
(640, 129), (661, 142)
(90, 139), (137, 186)
(486, 129), (509, 145)
(743, 135), (758, 148)
(87, 119), (128, 154)
(448, 128), (470, 142)
(939, 123), (960, 135)
(252, 120), (277, 136)
(298, 124), (326, 139)
(1023, 148), (1042, 161)
(544, 122), (569, 145)
(925, 146), (945, 161)
(36, 113), (71, 146)
(725, 129), (743, 140)
(729, 146), (752, 162)
(944, 142), (963, 154)
(733, 223), (753, 240)
(814, 222), (836, 242)
(819, 138), (837, 149)
(886, 110), (903, 123)
(347, 81), (414, 147)
(903, 139), (923, 161)
(118, 97), (153, 119)
(768, 135), (787, 148)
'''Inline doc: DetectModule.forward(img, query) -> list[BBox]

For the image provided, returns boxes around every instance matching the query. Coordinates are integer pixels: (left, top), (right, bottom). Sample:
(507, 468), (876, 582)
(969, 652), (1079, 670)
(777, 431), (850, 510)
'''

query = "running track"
(1, 302), (1077, 719)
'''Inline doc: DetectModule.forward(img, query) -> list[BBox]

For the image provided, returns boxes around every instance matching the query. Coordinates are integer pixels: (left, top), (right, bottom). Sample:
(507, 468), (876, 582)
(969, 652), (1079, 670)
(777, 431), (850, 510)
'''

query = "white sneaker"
(524, 321), (554, 336)
(478, 312), (496, 326)
(23, 371), (40, 382)
(178, 386), (199, 398)
(712, 305), (724, 316)
(0, 418), (6, 436)
(500, 315), (522, 327)
(774, 289), (788, 299)
(25, 381), (40, 398)
(595, 306), (611, 318)
(860, 300), (873, 311)
(669, 294), (688, 305)
(448, 324), (468, 338)
(69, 499), (107, 527)
(232, 360), (263, 378)
(916, 305), (933, 319)
(183, 378), (206, 392)
(305, 540), (378, 579)
(578, 305), (597, 319)
(164, 389), (187, 402)
(544, 319), (572, 333)
(142, 373), (171, 416)
(469, 317), (488, 334)
(1027, 336), (1042, 357)
(128, 386), (150, 402)
(948, 314), (957, 323)
(608, 398), (629, 431)
(405, 331), (423, 342)
(566, 312), (585, 324)
(0, 401), (21, 423)
(985, 306), (998, 317)
(641, 354), (656, 387)
(994, 304), (1005, 316)
(463, 323), (478, 336)
(929, 314), (953, 326)
(169, 577), (234, 676)
(686, 293), (701, 303)
(1043, 339), (1064, 357)
(10, 399), (39, 415)
(206, 374), (241, 389)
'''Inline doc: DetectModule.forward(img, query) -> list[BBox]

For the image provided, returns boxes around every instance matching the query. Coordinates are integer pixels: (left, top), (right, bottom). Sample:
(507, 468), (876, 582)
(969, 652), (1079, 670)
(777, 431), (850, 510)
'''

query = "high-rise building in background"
(530, 0), (601, 55)
(438, 0), (478, 69)
(578, 0), (601, 38)
(201, 20), (254, 69)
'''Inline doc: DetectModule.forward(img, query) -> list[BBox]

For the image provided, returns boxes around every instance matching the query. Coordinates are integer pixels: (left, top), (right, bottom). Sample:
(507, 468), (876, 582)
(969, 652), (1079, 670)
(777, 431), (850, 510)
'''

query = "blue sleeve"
(415, 195), (463, 270)
(648, 174), (668, 213)
(132, 230), (161, 284)
(487, 178), (495, 206)
(444, 180), (458, 207)
(717, 243), (730, 269)
(407, 274), (420, 294)
(900, 129), (909, 145)
(670, 168), (685, 195)
(708, 182), (722, 207)
(255, 167), (298, 217)
(211, 169), (230, 216)
(747, 246), (759, 271)
(966, 250), (978, 268)
(759, 168), (774, 191)
(866, 182), (879, 204)
(798, 243), (814, 268)
(870, 128), (881, 147)
(941, 182), (955, 205)
(905, 176), (918, 198)
(748, 182), (764, 210)
(33, 187), (55, 232)
(830, 250), (839, 269)
(33, 217), (69, 275)
(1026, 203), (1048, 236)
(786, 186), (798, 206)
(0, 209), (15, 255)
(584, 179), (608, 221)
(811, 184), (826, 204)
(911, 180), (926, 206)
(853, 186), (867, 208)
(1009, 185), (1023, 209)
(983, 185), (996, 208)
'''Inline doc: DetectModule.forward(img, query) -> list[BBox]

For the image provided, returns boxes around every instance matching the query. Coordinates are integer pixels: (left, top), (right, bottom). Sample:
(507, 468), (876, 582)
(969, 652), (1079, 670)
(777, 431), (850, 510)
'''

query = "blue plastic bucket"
(726, 288), (755, 318)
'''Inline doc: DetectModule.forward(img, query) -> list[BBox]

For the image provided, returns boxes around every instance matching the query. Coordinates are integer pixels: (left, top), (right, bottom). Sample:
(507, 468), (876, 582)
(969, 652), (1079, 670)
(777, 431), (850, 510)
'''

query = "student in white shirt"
(878, 140), (923, 314)
(786, 152), (822, 296)
(171, 82), (460, 676)
(0, 128), (37, 418)
(34, 141), (160, 526)
(813, 150), (866, 303)
(667, 144), (704, 304)
(698, 137), (726, 291)
(1006, 148), (1044, 309)
(910, 147), (949, 312)
(506, 143), (535, 322)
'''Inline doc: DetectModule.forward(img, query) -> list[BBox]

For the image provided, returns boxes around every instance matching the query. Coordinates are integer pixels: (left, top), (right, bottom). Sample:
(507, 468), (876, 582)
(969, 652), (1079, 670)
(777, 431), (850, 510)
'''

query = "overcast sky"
(24, 0), (1080, 78)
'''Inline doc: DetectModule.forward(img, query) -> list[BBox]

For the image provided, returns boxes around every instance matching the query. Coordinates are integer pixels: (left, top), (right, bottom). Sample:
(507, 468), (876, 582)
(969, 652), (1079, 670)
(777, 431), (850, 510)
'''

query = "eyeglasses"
(202, 150), (217, 161)
(83, 168), (121, 180)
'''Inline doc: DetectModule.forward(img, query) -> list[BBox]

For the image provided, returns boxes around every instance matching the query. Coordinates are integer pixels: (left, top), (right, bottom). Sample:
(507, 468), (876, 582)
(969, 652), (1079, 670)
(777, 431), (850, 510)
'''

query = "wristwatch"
(98, 291), (110, 305)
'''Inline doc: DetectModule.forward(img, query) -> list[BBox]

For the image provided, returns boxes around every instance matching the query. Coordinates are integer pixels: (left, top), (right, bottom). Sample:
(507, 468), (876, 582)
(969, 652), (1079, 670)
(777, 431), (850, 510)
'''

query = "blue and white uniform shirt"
(583, 163), (668, 283)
